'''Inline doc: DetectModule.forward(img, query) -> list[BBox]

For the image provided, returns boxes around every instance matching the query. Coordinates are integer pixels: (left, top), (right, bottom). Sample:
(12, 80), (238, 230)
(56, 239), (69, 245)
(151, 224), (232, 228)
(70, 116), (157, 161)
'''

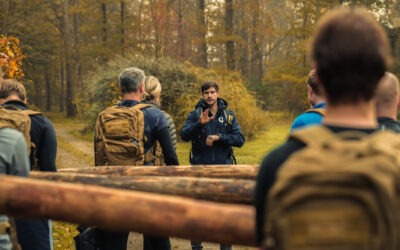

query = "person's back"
(94, 67), (178, 250)
(0, 79), (57, 250)
(375, 72), (400, 132)
(143, 76), (177, 165)
(254, 7), (393, 250)
(0, 127), (30, 250)
(290, 69), (326, 132)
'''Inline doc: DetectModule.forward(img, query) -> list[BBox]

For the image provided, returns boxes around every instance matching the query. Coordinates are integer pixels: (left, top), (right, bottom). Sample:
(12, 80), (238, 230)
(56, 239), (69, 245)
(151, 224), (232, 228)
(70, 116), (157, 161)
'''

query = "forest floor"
(52, 116), (258, 250)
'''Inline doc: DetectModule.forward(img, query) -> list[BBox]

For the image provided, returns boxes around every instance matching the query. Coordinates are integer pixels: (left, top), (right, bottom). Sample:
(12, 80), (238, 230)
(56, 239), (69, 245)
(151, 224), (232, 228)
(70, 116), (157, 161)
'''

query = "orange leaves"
(0, 35), (26, 80)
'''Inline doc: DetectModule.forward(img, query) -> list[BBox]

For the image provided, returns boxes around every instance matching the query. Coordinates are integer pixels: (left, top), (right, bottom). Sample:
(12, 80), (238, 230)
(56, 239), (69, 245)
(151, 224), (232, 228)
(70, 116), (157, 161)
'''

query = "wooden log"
(57, 165), (259, 179)
(30, 172), (255, 204)
(0, 176), (256, 246)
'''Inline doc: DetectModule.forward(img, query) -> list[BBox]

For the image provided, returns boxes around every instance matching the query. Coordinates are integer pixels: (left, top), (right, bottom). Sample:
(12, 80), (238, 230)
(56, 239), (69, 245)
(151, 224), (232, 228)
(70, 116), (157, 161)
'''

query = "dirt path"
(53, 120), (255, 250)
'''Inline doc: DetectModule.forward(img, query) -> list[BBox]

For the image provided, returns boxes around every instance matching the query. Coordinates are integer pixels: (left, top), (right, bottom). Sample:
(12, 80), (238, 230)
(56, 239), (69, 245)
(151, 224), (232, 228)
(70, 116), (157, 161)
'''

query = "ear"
(139, 83), (144, 93)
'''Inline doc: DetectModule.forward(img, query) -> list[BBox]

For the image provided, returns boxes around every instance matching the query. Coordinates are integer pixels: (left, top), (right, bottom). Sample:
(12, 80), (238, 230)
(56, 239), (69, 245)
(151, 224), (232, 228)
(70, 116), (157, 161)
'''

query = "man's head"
(118, 67), (145, 94)
(201, 82), (220, 107)
(0, 78), (27, 104)
(312, 8), (391, 106)
(306, 69), (325, 106)
(375, 72), (400, 119)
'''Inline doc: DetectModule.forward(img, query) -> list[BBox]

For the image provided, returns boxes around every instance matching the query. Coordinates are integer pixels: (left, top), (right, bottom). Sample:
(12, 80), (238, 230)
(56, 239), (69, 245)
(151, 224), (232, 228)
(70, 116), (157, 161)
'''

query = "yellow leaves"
(0, 35), (26, 81)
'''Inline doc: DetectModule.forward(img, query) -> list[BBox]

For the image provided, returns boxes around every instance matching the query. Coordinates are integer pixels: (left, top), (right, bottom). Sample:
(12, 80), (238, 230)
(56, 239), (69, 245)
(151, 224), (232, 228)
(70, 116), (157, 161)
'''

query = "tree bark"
(64, 0), (77, 117)
(30, 172), (255, 204)
(120, 1), (125, 55)
(197, 0), (208, 67)
(57, 165), (259, 179)
(0, 176), (256, 246)
(225, 0), (235, 70)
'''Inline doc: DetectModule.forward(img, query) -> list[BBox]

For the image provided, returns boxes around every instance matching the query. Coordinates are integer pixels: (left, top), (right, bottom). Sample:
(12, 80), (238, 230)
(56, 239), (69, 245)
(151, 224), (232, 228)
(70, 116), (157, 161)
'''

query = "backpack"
(264, 126), (400, 250)
(95, 103), (154, 166)
(0, 105), (41, 164)
(304, 107), (326, 116)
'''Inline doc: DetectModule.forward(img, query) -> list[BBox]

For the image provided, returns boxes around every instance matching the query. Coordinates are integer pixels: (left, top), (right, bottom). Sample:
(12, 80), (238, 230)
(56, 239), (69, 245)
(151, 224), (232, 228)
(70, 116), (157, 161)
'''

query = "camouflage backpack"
(264, 126), (400, 250)
(94, 103), (154, 166)
(0, 105), (41, 161)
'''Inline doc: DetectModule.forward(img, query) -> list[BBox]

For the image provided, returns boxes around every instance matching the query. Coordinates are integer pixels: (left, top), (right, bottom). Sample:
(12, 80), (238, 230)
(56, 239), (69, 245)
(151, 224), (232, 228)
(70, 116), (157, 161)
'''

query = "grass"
(49, 111), (291, 250)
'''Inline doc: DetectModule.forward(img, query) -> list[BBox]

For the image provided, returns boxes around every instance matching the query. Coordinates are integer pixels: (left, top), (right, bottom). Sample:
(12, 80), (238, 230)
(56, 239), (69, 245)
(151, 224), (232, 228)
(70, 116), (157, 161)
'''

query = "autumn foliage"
(0, 35), (25, 80)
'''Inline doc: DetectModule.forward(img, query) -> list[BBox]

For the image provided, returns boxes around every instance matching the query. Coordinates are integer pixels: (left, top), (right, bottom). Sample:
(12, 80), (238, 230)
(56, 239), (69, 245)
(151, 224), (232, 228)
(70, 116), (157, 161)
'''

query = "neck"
(209, 102), (219, 114)
(376, 106), (398, 121)
(323, 101), (377, 128)
(0, 95), (25, 105)
(122, 92), (141, 102)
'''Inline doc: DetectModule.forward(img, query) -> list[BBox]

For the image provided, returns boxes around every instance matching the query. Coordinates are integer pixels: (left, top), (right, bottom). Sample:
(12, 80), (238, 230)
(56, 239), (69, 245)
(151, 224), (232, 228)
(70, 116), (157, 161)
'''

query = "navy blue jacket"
(2, 100), (56, 250)
(181, 98), (245, 164)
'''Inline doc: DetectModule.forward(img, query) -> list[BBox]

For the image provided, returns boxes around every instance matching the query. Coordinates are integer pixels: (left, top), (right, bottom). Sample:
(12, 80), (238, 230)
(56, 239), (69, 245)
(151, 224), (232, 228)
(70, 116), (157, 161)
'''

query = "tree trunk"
(120, 1), (125, 55)
(102, 2), (107, 43)
(197, 0), (208, 67)
(59, 58), (65, 112)
(225, 0), (235, 70)
(0, 176), (256, 246)
(30, 173), (255, 204)
(57, 165), (259, 179)
(250, 3), (263, 82)
(177, 0), (185, 60)
(64, 0), (77, 117)
(45, 71), (52, 112)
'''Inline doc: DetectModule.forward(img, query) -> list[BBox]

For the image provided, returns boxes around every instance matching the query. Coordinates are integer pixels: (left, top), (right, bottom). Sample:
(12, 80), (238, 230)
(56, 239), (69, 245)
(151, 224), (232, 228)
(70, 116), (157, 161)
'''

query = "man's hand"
(199, 109), (214, 125)
(206, 135), (220, 147)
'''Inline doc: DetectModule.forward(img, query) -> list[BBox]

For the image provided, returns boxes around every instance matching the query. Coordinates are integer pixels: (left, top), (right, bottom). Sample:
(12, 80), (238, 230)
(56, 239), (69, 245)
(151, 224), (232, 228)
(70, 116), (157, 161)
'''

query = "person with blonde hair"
(143, 76), (177, 156)
(375, 72), (400, 132)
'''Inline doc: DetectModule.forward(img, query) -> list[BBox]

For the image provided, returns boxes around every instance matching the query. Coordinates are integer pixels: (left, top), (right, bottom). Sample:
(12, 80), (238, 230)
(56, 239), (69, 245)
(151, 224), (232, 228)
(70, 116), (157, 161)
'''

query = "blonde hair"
(143, 76), (161, 102)
(375, 72), (399, 110)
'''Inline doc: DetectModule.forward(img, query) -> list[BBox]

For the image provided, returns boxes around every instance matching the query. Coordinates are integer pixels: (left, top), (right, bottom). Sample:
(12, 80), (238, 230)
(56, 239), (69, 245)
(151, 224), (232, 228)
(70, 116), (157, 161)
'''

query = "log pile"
(0, 175), (256, 246)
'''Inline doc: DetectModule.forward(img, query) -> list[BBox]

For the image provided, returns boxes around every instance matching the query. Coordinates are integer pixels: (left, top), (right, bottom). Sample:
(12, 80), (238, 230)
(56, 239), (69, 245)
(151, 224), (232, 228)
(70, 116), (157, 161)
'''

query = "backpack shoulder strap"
(131, 103), (152, 111)
(20, 109), (42, 116)
(290, 126), (335, 147)
(304, 108), (326, 116)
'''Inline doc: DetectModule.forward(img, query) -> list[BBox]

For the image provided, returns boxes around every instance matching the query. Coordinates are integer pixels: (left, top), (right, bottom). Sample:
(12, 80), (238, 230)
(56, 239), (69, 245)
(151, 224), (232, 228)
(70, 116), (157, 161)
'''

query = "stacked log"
(0, 176), (256, 246)
(30, 172), (255, 204)
(58, 165), (259, 179)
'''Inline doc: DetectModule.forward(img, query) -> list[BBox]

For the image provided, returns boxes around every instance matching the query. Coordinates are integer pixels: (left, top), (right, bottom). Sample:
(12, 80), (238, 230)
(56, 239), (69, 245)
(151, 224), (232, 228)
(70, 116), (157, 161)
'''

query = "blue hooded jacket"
(181, 98), (245, 164)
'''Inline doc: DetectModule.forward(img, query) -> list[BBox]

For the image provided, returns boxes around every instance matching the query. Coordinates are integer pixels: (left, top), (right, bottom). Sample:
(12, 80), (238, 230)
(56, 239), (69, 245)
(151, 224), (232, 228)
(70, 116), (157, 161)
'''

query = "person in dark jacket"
(0, 78), (57, 250)
(181, 81), (245, 250)
(375, 72), (400, 132)
(94, 67), (179, 250)
(0, 127), (30, 250)
(254, 7), (391, 249)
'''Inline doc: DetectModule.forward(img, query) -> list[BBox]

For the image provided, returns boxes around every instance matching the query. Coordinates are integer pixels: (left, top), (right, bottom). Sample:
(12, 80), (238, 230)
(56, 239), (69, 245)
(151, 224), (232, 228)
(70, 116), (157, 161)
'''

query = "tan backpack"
(304, 107), (326, 116)
(0, 105), (41, 156)
(94, 103), (154, 166)
(264, 126), (400, 250)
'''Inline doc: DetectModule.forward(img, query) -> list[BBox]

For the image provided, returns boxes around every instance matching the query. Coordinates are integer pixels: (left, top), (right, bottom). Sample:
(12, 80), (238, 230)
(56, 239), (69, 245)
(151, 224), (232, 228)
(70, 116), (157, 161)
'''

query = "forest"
(1, 0), (400, 138)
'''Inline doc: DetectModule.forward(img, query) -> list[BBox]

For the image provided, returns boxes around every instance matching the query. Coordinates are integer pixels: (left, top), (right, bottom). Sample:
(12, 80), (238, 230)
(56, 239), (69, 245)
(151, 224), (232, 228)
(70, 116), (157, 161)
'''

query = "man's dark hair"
(307, 69), (321, 95)
(201, 82), (219, 93)
(312, 8), (391, 106)
(118, 67), (145, 93)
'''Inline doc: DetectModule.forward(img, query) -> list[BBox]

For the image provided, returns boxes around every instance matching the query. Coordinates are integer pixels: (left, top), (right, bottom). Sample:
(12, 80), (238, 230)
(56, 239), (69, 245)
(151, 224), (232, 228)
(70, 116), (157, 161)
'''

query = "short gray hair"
(118, 67), (145, 93)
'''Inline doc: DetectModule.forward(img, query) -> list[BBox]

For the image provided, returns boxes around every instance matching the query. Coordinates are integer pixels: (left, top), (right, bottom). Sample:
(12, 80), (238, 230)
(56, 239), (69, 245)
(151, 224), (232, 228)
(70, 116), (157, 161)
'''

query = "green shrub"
(77, 53), (267, 139)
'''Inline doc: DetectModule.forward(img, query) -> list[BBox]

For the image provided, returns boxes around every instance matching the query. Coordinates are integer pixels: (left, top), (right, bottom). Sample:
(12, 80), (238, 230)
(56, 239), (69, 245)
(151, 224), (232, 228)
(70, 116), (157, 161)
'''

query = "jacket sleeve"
(218, 111), (245, 147)
(156, 127), (179, 166)
(37, 117), (57, 172)
(180, 110), (204, 142)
